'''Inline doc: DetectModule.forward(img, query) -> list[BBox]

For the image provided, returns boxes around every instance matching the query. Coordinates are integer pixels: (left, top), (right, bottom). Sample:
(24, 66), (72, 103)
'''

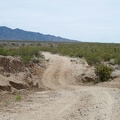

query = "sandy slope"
(0, 52), (120, 120)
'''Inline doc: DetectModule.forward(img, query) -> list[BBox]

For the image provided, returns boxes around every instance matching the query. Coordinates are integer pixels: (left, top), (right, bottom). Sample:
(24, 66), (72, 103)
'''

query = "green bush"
(115, 56), (120, 65)
(39, 43), (120, 65)
(7, 46), (43, 63)
(0, 47), (8, 56)
(16, 95), (22, 101)
(21, 55), (32, 63)
(95, 64), (112, 82)
(1, 42), (120, 65)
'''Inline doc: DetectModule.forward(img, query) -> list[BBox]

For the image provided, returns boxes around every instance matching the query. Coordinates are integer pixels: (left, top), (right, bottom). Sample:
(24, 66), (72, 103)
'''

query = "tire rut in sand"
(41, 52), (72, 90)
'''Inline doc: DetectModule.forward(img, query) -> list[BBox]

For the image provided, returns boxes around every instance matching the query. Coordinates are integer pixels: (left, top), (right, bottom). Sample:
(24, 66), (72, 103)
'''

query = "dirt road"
(0, 52), (120, 120)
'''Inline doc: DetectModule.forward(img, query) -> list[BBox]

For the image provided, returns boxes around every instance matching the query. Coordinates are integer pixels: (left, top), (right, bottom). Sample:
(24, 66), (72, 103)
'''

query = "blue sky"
(0, 0), (120, 43)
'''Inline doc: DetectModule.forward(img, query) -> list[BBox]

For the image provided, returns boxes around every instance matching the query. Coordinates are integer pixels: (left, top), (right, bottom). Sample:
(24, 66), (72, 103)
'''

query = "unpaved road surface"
(0, 52), (120, 120)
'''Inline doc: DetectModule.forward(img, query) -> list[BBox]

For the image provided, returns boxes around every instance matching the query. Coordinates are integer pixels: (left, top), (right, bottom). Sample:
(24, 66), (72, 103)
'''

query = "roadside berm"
(0, 55), (47, 92)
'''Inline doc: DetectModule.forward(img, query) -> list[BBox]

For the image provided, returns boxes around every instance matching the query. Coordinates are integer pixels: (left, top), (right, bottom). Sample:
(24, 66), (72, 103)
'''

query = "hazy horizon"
(0, 0), (120, 43)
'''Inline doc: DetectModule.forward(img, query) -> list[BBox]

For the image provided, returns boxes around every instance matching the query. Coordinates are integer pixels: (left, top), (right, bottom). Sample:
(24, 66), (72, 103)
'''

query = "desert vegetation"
(0, 42), (120, 82)
(0, 45), (44, 63)
(39, 42), (120, 66)
(1, 42), (120, 66)
(95, 64), (112, 82)
(0, 42), (120, 120)
(39, 42), (120, 82)
(15, 94), (22, 101)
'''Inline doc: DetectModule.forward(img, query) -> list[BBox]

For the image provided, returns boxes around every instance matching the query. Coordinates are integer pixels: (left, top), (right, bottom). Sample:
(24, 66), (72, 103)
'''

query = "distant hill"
(0, 26), (78, 42)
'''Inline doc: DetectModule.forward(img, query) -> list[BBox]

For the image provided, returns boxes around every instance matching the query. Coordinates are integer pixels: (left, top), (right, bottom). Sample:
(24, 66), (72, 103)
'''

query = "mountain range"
(0, 26), (77, 42)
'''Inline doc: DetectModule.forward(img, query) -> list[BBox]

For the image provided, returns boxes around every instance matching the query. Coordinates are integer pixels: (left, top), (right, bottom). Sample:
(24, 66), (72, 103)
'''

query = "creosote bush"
(95, 64), (112, 82)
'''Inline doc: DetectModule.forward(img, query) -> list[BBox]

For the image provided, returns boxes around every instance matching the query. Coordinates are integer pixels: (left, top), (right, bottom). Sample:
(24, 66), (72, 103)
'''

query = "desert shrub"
(115, 55), (120, 65)
(7, 46), (43, 63)
(0, 47), (8, 56)
(16, 94), (22, 101)
(95, 64), (112, 82)
(1, 42), (120, 65)
(51, 48), (58, 54)
(21, 55), (32, 63)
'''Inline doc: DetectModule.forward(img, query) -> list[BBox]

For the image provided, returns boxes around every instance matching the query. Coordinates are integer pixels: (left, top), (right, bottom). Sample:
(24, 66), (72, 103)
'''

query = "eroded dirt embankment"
(0, 55), (47, 92)
(0, 52), (120, 120)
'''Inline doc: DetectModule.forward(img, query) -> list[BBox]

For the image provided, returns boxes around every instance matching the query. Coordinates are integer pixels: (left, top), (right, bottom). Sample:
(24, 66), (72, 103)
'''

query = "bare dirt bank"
(0, 52), (120, 120)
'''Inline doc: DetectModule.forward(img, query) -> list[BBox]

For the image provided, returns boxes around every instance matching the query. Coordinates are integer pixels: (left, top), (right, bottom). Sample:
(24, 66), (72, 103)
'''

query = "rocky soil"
(0, 55), (47, 92)
(0, 52), (120, 120)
